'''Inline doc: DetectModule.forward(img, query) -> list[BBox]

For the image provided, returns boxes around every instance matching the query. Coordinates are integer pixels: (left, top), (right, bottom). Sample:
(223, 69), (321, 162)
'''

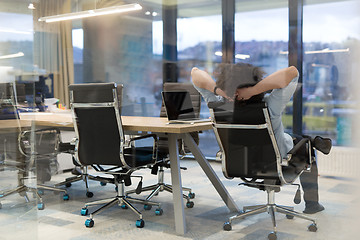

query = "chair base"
(82, 179), (163, 228)
(54, 167), (114, 198)
(126, 166), (195, 207)
(127, 182), (195, 207)
(0, 183), (69, 210)
(223, 189), (317, 239)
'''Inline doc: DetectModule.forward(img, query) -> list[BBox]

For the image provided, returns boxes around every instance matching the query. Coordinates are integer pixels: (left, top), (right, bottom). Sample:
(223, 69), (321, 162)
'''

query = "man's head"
(215, 63), (265, 99)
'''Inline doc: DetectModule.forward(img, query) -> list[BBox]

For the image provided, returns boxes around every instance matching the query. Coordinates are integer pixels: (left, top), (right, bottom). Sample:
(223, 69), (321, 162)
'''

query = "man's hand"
(235, 87), (254, 101)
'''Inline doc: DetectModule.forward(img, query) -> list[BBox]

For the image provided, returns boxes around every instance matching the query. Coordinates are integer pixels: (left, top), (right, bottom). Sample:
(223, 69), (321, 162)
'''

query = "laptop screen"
(162, 91), (196, 120)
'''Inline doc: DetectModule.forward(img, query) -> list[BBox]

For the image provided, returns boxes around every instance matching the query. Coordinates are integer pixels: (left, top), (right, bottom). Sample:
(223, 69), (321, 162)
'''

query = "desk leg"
(183, 133), (239, 212)
(168, 133), (186, 234)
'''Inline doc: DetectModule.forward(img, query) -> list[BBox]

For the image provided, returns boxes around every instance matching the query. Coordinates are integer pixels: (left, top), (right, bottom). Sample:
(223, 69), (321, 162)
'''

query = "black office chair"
(209, 100), (317, 240)
(0, 83), (69, 210)
(126, 83), (197, 208)
(69, 82), (163, 228)
(54, 84), (124, 197)
(18, 127), (71, 209)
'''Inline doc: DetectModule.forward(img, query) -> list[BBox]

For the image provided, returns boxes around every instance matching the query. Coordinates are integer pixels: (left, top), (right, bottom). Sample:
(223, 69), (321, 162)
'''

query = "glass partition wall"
(0, 7), (37, 239)
(0, 0), (359, 236)
(0, 6), (38, 237)
(303, 0), (359, 146)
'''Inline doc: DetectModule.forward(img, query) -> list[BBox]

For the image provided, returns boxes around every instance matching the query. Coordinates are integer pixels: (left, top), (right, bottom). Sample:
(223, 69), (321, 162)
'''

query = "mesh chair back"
(19, 128), (61, 158)
(69, 83), (126, 167)
(211, 101), (280, 180)
(0, 83), (19, 120)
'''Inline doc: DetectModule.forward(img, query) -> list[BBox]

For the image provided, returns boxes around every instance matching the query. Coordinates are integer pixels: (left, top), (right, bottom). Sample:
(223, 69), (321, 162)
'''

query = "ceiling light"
(145, 11), (151, 15)
(28, 3), (35, 10)
(0, 52), (24, 60)
(215, 51), (250, 59)
(280, 48), (350, 55)
(38, 3), (142, 23)
(235, 54), (250, 60)
(305, 48), (350, 54)
(152, 12), (158, 17)
(0, 28), (32, 35)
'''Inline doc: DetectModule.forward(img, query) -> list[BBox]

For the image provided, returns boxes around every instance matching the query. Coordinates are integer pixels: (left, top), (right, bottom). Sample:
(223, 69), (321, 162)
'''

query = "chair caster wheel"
(286, 214), (294, 219)
(268, 232), (277, 240)
(186, 201), (194, 208)
(86, 192), (94, 198)
(85, 219), (94, 228)
(121, 204), (128, 209)
(188, 192), (195, 199)
(100, 182), (107, 186)
(81, 208), (88, 216)
(308, 223), (317, 232)
(135, 219), (144, 228)
(223, 222), (232, 231)
(155, 208), (163, 216)
(144, 204), (152, 210)
(63, 194), (69, 201)
(65, 183), (72, 188)
(37, 203), (44, 210)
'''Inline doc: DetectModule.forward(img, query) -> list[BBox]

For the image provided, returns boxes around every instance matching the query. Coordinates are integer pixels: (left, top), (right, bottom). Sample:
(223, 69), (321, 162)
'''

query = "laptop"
(162, 91), (211, 124)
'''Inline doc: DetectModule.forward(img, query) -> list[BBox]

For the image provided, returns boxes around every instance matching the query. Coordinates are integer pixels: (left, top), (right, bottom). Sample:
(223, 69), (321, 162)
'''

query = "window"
(303, 0), (359, 146)
(0, 12), (33, 71)
(176, 1), (222, 158)
(235, 1), (289, 74)
(72, 28), (83, 84)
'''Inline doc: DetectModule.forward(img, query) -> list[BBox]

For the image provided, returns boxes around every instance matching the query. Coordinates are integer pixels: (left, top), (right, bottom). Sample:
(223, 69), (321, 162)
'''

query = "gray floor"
(0, 159), (359, 240)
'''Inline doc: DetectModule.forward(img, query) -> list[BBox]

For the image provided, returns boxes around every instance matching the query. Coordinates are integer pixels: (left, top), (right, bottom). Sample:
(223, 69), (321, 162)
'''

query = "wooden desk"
(19, 112), (239, 234)
(122, 116), (239, 234)
(0, 119), (30, 130)
(20, 112), (73, 129)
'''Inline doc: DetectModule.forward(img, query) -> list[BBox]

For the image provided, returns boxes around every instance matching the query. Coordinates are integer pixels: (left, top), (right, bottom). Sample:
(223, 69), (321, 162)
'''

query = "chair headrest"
(69, 83), (117, 104)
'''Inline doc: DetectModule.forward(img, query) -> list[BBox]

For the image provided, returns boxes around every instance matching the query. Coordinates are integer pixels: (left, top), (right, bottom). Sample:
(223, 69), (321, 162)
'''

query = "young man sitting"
(191, 63), (331, 214)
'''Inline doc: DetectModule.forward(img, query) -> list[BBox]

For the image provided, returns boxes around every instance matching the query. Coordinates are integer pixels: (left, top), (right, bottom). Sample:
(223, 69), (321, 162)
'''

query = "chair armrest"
(129, 133), (158, 142)
(287, 138), (310, 156)
(128, 133), (159, 161)
(18, 127), (61, 157)
(58, 142), (75, 153)
(127, 133), (158, 149)
(284, 137), (313, 170)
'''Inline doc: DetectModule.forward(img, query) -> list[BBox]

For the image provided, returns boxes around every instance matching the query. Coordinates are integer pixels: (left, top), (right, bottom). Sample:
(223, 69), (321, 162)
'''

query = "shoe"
(313, 136), (332, 155)
(303, 203), (325, 214)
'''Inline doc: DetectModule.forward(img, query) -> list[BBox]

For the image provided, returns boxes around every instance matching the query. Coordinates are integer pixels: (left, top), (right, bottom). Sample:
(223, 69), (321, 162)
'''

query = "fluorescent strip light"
(235, 54), (250, 60)
(215, 51), (250, 59)
(305, 48), (350, 54)
(38, 3), (142, 23)
(0, 52), (24, 60)
(280, 48), (350, 55)
(0, 28), (32, 35)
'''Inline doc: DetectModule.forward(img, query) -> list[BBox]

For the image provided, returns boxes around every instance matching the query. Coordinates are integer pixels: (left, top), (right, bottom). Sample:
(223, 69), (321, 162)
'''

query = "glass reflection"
(303, 0), (359, 146)
(0, 7), (37, 238)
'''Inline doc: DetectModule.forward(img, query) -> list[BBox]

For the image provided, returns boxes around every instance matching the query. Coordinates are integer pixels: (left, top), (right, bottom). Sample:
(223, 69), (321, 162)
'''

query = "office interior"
(0, 0), (360, 239)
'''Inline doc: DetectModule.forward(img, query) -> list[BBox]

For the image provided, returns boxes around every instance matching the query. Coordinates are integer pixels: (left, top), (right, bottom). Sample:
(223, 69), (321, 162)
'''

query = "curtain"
(33, 0), (74, 107)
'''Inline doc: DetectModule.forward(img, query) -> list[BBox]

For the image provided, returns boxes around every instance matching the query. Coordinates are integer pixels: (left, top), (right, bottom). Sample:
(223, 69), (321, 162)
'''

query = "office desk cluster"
(10, 112), (239, 235)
